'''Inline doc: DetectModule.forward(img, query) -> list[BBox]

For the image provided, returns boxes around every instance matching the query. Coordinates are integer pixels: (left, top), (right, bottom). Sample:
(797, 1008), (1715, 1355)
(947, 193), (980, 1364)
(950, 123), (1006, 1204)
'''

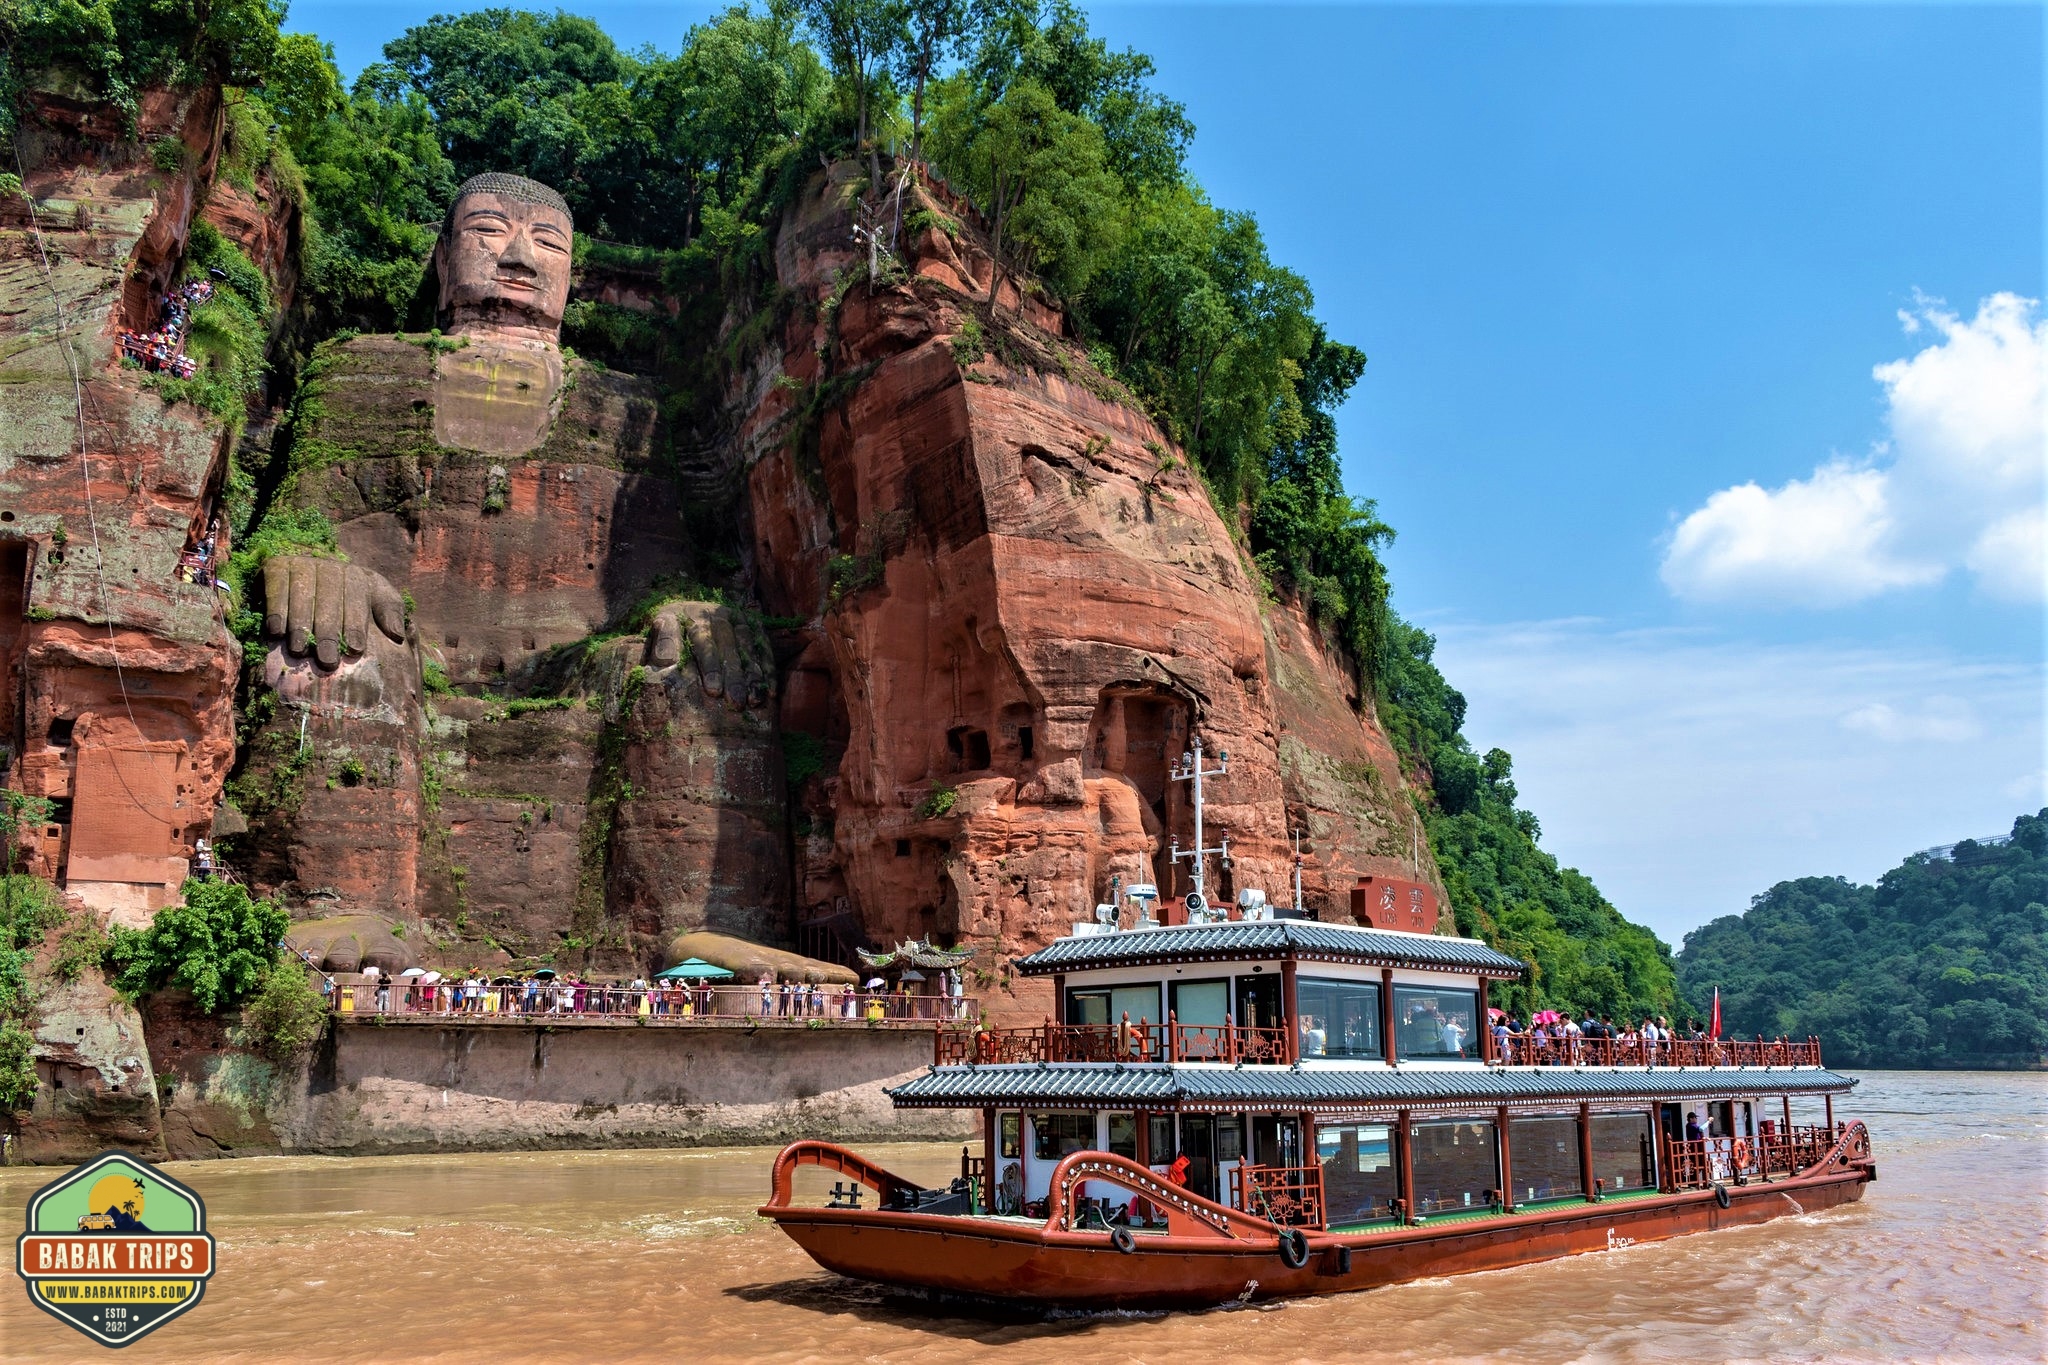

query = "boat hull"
(765, 1167), (1872, 1310)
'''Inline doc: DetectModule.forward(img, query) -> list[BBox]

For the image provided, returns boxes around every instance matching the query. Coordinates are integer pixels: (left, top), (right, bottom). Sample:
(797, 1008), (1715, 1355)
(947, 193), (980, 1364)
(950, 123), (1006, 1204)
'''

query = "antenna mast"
(1168, 734), (1229, 914)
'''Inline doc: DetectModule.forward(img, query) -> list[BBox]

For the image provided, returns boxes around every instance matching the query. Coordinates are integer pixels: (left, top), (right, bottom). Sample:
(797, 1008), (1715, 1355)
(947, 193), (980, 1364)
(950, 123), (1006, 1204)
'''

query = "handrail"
(763, 1139), (923, 1209)
(938, 1020), (1290, 1066)
(332, 981), (976, 1027)
(1666, 1123), (1849, 1189)
(1043, 1149), (1286, 1242)
(1497, 1035), (1822, 1068)
(1230, 1163), (1327, 1229)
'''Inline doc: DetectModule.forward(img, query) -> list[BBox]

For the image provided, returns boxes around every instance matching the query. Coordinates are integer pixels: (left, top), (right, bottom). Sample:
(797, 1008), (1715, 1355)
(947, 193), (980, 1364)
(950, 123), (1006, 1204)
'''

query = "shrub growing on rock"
(105, 880), (290, 1014)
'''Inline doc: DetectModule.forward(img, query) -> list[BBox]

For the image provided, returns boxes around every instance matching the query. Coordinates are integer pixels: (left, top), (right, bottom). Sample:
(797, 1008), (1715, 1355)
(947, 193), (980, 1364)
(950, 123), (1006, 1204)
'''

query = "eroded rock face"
(742, 169), (1438, 1020)
(0, 87), (244, 923)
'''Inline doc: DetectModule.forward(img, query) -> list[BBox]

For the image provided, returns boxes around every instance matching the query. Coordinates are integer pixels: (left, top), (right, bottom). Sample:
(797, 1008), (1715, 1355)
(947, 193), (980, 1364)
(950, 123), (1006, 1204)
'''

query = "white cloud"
(1661, 292), (2047, 606)
(1428, 618), (2045, 943)
(1838, 696), (1980, 744)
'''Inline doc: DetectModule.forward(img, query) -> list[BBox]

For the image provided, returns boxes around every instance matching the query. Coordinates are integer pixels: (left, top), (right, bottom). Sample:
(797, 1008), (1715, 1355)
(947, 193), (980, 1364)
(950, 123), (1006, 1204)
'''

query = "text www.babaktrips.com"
(39, 1282), (190, 1300)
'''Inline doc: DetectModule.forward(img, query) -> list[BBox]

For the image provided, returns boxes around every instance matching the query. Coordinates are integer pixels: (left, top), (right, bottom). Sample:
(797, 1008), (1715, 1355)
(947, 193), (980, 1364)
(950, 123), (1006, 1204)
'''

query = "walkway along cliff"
(1, 78), (1444, 1161)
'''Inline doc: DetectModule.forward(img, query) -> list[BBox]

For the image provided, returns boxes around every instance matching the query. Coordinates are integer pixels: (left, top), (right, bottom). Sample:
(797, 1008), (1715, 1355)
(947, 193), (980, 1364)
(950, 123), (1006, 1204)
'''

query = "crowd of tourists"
(117, 278), (214, 378)
(329, 966), (969, 1023)
(1492, 1010), (1712, 1064)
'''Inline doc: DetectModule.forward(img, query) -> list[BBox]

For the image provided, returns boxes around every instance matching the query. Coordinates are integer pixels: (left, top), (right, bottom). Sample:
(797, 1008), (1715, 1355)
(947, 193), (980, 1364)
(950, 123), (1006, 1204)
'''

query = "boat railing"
(1230, 1163), (1327, 1230)
(934, 1017), (1291, 1065)
(1498, 1034), (1822, 1068)
(1663, 1123), (1846, 1189)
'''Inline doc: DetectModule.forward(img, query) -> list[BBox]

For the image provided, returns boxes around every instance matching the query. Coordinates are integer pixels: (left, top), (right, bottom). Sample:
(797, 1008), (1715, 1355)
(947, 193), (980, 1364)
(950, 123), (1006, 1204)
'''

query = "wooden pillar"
(982, 1108), (997, 1212)
(1578, 1101), (1595, 1201)
(1135, 1109), (1151, 1167)
(1480, 984), (1497, 1064)
(1052, 974), (1065, 1025)
(1496, 1104), (1514, 1211)
(1281, 954), (1300, 1064)
(1380, 967), (1397, 1065)
(1825, 1093), (1834, 1131)
(1782, 1095), (1792, 1136)
(1397, 1108), (1415, 1223)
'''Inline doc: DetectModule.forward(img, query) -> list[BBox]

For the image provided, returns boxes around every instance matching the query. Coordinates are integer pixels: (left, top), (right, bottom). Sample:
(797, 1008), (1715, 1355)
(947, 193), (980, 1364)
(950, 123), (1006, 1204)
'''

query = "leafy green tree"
(895, 0), (974, 162)
(105, 880), (290, 1013)
(241, 962), (328, 1062)
(638, 5), (829, 247)
(966, 0), (1189, 192)
(0, 1018), (35, 1113)
(796, 0), (907, 181)
(925, 75), (1120, 303)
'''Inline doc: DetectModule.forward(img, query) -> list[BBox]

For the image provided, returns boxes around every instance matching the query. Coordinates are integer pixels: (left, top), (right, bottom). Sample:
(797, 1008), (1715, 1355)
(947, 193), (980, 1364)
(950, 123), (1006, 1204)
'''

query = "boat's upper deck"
(1013, 918), (1526, 979)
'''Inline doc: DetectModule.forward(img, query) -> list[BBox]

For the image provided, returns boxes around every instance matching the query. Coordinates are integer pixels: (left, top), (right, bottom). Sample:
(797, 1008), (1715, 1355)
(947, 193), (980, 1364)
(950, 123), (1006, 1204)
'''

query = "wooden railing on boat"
(1662, 1123), (1846, 1189)
(1497, 1035), (1822, 1068)
(1230, 1163), (1326, 1229)
(935, 1016), (1288, 1065)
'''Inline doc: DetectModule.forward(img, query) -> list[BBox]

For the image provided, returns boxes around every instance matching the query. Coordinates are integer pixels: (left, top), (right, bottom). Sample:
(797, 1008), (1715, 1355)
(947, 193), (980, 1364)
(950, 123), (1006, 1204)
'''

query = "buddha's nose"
(500, 230), (539, 273)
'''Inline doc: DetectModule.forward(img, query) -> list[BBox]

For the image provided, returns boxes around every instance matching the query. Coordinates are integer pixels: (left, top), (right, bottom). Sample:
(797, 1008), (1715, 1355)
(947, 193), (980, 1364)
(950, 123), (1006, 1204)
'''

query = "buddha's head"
(433, 173), (574, 342)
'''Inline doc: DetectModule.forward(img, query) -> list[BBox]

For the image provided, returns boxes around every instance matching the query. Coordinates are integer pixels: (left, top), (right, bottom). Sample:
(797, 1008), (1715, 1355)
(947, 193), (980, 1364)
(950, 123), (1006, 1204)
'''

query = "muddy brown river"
(3, 1071), (2041, 1362)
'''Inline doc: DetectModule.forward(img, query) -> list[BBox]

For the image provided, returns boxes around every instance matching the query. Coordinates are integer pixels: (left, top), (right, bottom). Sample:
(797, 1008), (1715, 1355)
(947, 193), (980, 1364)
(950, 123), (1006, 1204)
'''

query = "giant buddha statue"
(246, 173), (784, 953)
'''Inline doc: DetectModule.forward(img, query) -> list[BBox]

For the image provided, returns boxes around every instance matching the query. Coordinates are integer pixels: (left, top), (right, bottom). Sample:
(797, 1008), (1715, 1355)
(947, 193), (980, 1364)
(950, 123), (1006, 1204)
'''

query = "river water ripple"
(2, 1071), (2041, 1362)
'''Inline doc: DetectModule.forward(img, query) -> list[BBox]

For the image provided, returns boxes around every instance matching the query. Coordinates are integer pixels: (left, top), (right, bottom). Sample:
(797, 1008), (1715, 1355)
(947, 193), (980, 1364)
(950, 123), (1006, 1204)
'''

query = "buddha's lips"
(493, 276), (539, 293)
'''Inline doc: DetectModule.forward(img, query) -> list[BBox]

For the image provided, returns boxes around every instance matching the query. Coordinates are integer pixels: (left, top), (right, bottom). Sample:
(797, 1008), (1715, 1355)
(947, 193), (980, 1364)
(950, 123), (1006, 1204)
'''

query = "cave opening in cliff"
(947, 726), (991, 773)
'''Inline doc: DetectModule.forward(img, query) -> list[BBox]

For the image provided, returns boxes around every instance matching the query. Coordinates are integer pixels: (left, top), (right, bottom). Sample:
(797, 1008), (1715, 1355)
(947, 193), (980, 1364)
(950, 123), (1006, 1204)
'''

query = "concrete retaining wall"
(270, 1021), (971, 1155)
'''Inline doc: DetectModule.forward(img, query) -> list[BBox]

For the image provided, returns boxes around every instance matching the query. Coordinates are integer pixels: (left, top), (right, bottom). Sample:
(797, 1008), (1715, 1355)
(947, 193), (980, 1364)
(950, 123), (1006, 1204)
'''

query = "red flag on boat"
(1709, 987), (1722, 1039)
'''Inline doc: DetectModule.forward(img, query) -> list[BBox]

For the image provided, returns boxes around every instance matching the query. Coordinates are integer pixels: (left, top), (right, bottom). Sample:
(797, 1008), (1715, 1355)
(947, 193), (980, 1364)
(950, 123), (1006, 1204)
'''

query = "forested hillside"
(1677, 812), (2048, 1069)
(2, 0), (1677, 1016)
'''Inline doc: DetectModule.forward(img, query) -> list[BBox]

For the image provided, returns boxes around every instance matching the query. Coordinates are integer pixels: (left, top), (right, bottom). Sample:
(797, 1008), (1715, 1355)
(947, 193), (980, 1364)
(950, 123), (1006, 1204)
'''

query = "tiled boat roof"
(1013, 920), (1527, 977)
(888, 1063), (1857, 1109)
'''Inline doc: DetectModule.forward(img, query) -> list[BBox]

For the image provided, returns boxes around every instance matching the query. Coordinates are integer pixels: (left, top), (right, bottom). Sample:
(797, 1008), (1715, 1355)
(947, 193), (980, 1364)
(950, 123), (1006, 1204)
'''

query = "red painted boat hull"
(763, 1142), (1875, 1310)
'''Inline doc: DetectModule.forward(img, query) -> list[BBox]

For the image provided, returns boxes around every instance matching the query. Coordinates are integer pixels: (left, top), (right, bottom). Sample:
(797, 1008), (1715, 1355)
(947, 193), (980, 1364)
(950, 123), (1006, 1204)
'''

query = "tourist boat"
(760, 740), (1875, 1308)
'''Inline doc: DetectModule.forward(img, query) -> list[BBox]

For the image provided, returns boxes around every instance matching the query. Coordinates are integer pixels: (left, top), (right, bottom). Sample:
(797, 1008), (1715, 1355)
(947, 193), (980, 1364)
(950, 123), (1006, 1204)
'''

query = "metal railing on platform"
(330, 981), (978, 1026)
(1496, 1035), (1822, 1068)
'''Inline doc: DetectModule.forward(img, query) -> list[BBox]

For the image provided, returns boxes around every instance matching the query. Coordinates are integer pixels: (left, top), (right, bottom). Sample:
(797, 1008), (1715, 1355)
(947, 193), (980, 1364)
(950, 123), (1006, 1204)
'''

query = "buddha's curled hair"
(443, 173), (573, 234)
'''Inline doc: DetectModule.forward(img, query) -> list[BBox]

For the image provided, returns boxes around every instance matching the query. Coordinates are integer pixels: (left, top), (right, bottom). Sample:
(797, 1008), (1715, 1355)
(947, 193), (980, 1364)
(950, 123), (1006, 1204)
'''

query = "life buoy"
(1713, 1183), (1732, 1209)
(1277, 1227), (1310, 1269)
(1732, 1139), (1751, 1169)
(1110, 1226), (1137, 1255)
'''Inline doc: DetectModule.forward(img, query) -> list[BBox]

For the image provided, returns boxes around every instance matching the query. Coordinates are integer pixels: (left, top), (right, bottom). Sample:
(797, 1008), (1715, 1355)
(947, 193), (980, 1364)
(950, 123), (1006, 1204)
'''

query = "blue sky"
(298, 2), (2046, 945)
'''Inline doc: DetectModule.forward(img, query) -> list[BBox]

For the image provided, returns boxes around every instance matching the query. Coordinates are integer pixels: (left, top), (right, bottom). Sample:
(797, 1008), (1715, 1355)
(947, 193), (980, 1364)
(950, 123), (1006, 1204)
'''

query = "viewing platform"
(329, 982), (978, 1029)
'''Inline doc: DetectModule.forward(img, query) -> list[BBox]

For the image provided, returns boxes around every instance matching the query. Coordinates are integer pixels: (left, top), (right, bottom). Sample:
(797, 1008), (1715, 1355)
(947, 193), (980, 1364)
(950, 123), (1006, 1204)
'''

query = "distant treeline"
(1677, 811), (2048, 1069)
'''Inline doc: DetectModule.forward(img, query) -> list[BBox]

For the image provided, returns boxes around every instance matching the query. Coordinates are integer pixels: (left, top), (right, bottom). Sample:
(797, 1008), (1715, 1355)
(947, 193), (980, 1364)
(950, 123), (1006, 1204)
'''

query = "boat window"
(1316, 1123), (1398, 1227)
(1170, 979), (1229, 1027)
(1032, 1112), (1097, 1160)
(1392, 986), (1480, 1060)
(1296, 978), (1381, 1058)
(1147, 1114), (1176, 1163)
(1000, 1113), (1021, 1160)
(1067, 984), (1162, 1028)
(1107, 1114), (1139, 1159)
(1412, 1119), (1499, 1216)
(1217, 1120), (1244, 1164)
(1234, 974), (1281, 1030)
(1590, 1113), (1656, 1194)
(1508, 1116), (1582, 1202)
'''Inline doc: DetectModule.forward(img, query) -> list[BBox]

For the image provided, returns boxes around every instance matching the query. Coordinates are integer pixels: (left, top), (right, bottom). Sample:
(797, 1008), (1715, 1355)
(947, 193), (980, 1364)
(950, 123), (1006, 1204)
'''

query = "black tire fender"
(1110, 1226), (1137, 1255)
(1713, 1183), (1733, 1210)
(1277, 1227), (1310, 1269)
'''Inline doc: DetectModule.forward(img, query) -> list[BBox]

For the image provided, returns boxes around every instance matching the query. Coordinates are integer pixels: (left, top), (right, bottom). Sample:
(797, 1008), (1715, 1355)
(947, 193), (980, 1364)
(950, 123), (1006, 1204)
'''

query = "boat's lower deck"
(760, 1124), (1877, 1309)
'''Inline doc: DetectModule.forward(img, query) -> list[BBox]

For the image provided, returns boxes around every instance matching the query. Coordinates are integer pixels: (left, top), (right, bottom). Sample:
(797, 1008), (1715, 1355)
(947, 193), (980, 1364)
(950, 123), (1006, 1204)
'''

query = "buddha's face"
(434, 192), (573, 341)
